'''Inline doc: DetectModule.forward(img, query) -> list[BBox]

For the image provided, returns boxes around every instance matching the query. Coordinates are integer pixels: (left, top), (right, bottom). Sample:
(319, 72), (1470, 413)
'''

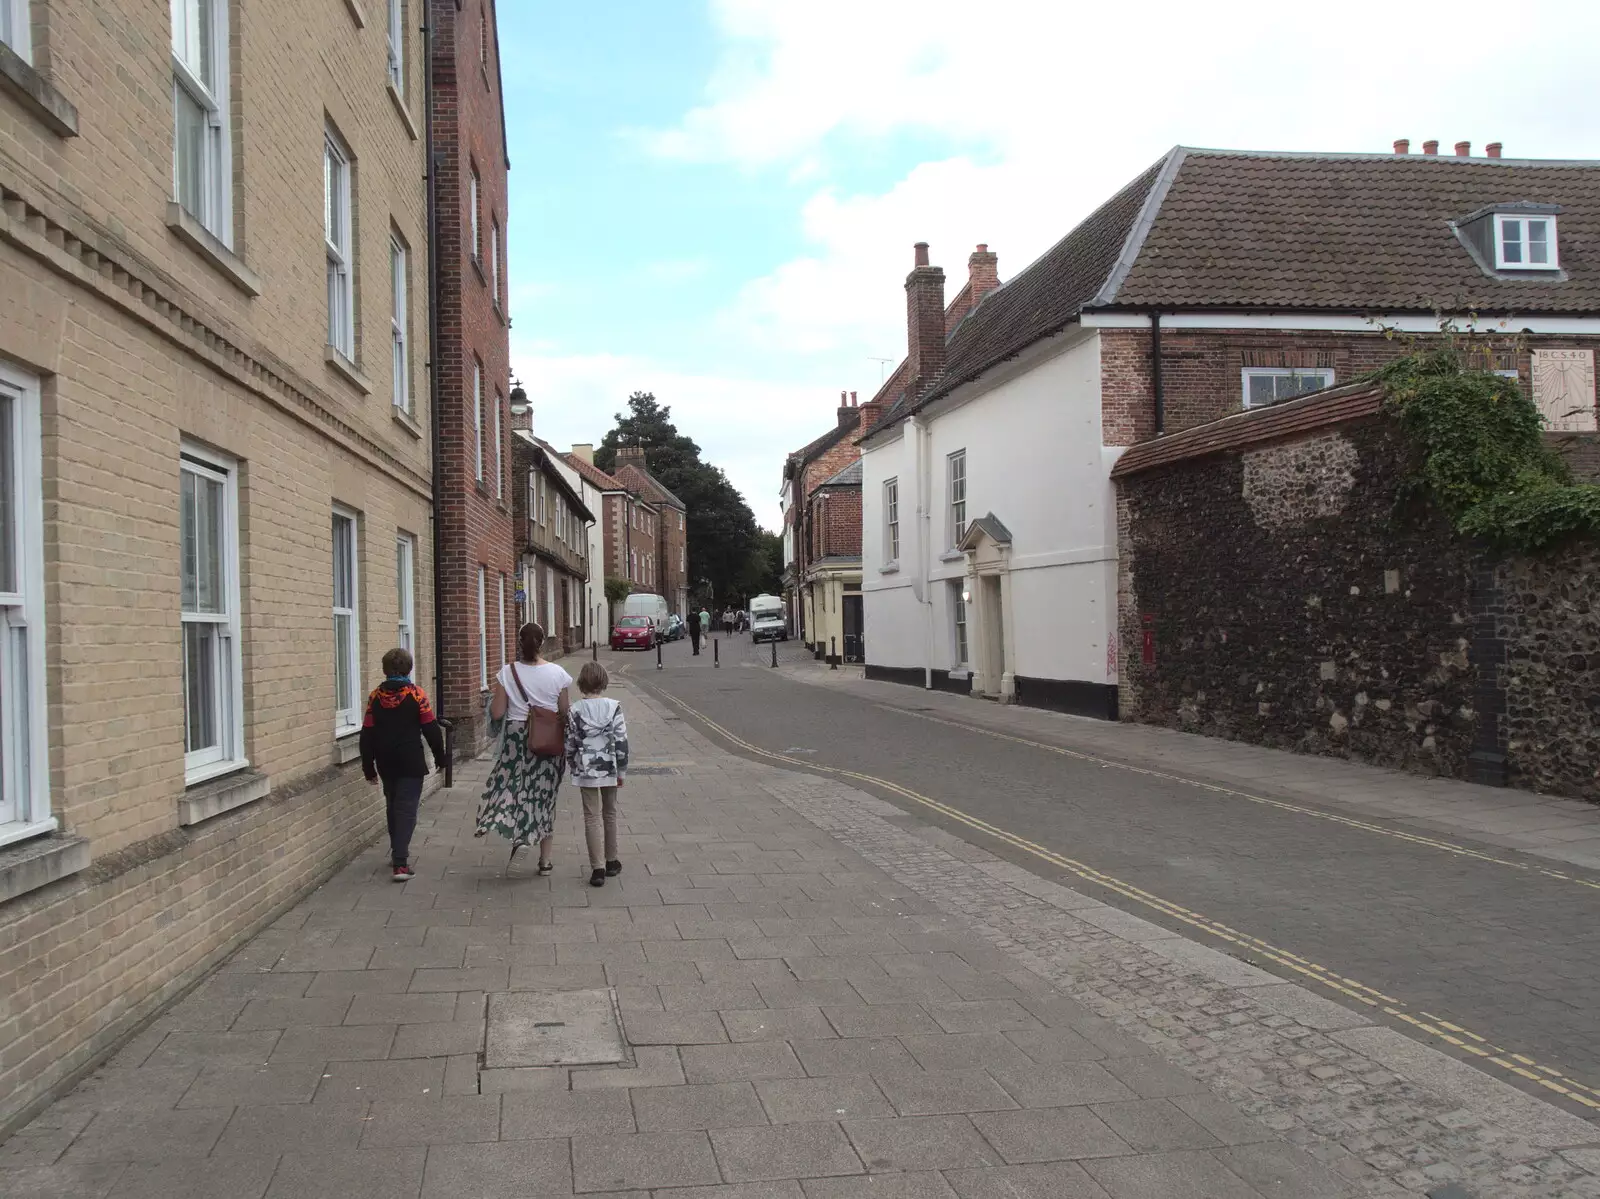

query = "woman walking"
(476, 623), (573, 873)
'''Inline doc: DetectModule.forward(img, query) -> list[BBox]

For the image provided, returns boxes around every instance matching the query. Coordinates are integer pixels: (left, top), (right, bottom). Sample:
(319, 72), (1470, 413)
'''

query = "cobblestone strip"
(635, 688), (1600, 1199)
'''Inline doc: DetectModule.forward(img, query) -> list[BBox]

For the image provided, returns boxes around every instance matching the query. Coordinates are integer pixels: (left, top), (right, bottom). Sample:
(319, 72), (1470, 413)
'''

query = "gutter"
(423, 6), (446, 716)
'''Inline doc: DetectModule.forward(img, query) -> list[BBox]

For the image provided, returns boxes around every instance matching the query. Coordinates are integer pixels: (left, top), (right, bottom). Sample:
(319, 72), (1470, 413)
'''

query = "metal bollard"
(441, 719), (455, 789)
(831, 637), (838, 669)
(713, 638), (719, 668)
(593, 641), (598, 661)
(771, 639), (778, 669)
(656, 639), (663, 670)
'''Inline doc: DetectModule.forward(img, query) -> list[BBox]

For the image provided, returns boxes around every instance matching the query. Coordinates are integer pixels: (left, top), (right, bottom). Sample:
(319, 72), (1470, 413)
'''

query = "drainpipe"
(423, 5), (446, 716)
(1151, 311), (1165, 437)
(908, 415), (935, 689)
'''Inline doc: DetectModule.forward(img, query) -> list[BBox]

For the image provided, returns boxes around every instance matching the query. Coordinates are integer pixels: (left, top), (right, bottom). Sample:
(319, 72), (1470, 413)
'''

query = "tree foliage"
(595, 392), (770, 603)
(1374, 348), (1600, 553)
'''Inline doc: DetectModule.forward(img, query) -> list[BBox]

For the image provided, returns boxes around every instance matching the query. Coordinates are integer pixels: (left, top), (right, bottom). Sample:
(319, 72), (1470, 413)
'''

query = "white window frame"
(477, 565), (487, 688)
(493, 388), (503, 497)
(497, 572), (506, 668)
(385, 0), (404, 92)
(0, 363), (50, 847)
(1, 0), (32, 62)
(1494, 213), (1559, 271)
(947, 450), (967, 548)
(390, 237), (410, 413)
(1241, 367), (1335, 409)
(884, 478), (900, 562)
(170, 0), (232, 244)
(325, 130), (355, 360)
(473, 359), (484, 483)
(396, 532), (415, 656)
(545, 564), (555, 632)
(180, 443), (246, 784)
(951, 581), (969, 668)
(469, 166), (481, 263)
(332, 507), (362, 735)
(491, 218), (501, 307)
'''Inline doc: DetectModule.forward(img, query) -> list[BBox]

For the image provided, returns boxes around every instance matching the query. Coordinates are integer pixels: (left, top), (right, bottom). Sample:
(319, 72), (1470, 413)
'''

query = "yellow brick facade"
(0, 0), (436, 1129)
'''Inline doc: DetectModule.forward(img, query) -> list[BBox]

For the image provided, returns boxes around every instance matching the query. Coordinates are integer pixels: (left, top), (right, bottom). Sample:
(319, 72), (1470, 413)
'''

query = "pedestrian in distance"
(699, 605), (711, 640)
(476, 623), (572, 873)
(359, 647), (447, 882)
(566, 661), (629, 887)
(688, 606), (702, 655)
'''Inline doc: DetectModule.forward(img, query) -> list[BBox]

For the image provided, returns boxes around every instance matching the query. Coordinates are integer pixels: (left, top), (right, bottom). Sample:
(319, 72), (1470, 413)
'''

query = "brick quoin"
(431, 0), (514, 752)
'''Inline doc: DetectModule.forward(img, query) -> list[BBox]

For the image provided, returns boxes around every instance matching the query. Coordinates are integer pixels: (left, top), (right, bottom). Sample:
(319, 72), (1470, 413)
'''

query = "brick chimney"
(615, 446), (647, 469)
(905, 242), (947, 394)
(837, 390), (856, 427)
(1422, 139), (1439, 155)
(570, 443), (595, 465)
(1486, 142), (1503, 158)
(1393, 138), (1409, 155)
(967, 244), (1000, 305)
(1455, 140), (1471, 157)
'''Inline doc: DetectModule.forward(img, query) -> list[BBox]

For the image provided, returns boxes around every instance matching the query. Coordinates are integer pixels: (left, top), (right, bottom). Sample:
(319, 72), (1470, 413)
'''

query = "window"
(385, 0), (404, 91)
(472, 359), (484, 482)
(171, 0), (231, 242)
(332, 509), (361, 733)
(490, 219), (501, 306)
(493, 388), (503, 497)
(947, 450), (967, 547)
(325, 131), (354, 359)
(479, 6), (489, 67)
(0, 364), (48, 845)
(1, 0), (30, 61)
(477, 566), (487, 688)
(951, 582), (969, 667)
(1495, 213), (1559, 270)
(544, 564), (555, 632)
(390, 238), (409, 412)
(884, 478), (900, 562)
(469, 167), (481, 262)
(1242, 367), (1334, 409)
(497, 573), (506, 672)
(396, 533), (415, 655)
(679, 546), (685, 572)
(180, 447), (244, 782)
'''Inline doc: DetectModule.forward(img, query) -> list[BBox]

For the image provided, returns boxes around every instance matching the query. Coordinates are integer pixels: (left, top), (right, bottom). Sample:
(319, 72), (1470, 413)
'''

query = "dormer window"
(1495, 213), (1558, 270)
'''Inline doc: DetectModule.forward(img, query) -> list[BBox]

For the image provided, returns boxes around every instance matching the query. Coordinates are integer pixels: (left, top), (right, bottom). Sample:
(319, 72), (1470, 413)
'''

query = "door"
(842, 594), (864, 663)
(983, 575), (1005, 692)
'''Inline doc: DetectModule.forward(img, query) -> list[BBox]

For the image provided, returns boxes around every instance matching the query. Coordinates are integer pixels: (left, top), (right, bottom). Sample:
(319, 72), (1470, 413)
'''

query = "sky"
(502, 0), (1600, 529)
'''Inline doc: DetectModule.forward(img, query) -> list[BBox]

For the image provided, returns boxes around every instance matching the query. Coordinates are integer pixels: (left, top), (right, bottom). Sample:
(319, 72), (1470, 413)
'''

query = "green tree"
(595, 393), (766, 604)
(603, 578), (633, 624)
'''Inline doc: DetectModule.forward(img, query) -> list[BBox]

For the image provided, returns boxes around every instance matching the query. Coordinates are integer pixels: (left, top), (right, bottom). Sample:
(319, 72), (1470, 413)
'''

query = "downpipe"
(908, 416), (935, 690)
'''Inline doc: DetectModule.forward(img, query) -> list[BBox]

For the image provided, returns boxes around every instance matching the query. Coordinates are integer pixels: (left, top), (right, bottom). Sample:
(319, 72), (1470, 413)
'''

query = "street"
(624, 632), (1600, 1122)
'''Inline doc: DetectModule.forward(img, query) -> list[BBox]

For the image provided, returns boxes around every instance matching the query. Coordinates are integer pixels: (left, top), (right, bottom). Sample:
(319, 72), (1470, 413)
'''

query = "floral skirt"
(476, 725), (565, 846)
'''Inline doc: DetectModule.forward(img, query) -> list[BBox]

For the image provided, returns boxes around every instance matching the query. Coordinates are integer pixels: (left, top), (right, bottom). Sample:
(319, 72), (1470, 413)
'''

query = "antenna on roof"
(868, 357), (894, 383)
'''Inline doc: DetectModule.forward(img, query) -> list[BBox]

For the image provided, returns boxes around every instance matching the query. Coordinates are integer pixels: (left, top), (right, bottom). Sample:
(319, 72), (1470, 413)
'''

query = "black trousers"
(690, 630), (701, 654)
(383, 775), (424, 865)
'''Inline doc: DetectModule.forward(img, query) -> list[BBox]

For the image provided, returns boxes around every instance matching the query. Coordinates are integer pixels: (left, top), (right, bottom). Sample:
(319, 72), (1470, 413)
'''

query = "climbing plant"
(1373, 342), (1600, 554)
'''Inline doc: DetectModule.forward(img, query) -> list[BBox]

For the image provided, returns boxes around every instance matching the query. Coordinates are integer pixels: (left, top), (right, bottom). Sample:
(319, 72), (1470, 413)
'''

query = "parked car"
(665, 613), (685, 641)
(620, 592), (670, 639)
(610, 616), (656, 651)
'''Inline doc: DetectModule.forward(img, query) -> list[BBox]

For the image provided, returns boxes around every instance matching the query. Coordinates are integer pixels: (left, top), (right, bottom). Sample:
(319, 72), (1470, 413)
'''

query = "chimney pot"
(913, 242), (929, 267)
(1393, 138), (1409, 155)
(1486, 141), (1503, 158)
(851, 391), (858, 405)
(1455, 140), (1471, 157)
(840, 390), (846, 403)
(976, 243), (988, 252)
(1423, 139), (1439, 155)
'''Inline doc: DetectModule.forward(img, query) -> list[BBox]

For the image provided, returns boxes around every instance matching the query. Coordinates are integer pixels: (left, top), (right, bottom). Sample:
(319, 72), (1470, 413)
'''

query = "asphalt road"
(615, 632), (1600, 1119)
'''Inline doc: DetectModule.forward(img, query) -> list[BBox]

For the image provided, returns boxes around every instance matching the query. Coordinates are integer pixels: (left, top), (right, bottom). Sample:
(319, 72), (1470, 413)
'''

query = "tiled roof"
(1111, 150), (1600, 312)
(818, 459), (862, 488)
(786, 417), (858, 476)
(563, 452), (625, 492)
(613, 462), (686, 509)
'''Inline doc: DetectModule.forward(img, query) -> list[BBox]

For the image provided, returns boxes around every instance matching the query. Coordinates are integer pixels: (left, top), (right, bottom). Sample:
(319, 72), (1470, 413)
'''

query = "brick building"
(611, 447), (689, 616)
(510, 432), (592, 658)
(0, 0), (431, 1128)
(859, 144), (1600, 718)
(429, 0), (514, 751)
(563, 445), (627, 633)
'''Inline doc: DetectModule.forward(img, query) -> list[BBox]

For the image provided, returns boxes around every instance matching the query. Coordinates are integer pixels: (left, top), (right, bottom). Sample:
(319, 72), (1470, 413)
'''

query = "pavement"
(2, 661), (1598, 1197)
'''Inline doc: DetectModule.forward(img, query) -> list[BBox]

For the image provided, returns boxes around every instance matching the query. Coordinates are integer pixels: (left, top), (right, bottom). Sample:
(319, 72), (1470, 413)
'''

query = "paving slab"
(711, 1121), (865, 1182)
(484, 986), (626, 1067)
(572, 1129), (722, 1191)
(420, 1139), (572, 1198)
(633, 1081), (769, 1131)
(842, 1114), (1002, 1172)
(943, 1162), (1114, 1199)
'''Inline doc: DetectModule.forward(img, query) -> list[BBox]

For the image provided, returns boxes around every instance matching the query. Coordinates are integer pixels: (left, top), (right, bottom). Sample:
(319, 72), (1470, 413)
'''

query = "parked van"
(750, 594), (787, 644)
(619, 592), (670, 638)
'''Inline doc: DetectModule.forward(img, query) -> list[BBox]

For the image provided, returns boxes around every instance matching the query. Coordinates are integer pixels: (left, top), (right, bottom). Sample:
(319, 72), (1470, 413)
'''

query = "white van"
(750, 594), (786, 644)
(620, 592), (670, 638)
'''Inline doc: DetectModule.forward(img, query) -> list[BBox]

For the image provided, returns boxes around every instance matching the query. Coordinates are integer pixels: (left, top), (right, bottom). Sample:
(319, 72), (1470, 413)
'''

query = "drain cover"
(485, 989), (626, 1068)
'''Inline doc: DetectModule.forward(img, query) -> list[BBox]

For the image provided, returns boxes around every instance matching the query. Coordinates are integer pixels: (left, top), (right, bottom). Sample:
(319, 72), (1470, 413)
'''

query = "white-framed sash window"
(493, 387), (503, 497)
(171, 0), (231, 243)
(491, 218), (501, 306)
(883, 478), (900, 562)
(477, 566), (487, 688)
(181, 444), (246, 783)
(396, 532), (415, 655)
(332, 508), (361, 733)
(0, 363), (49, 846)
(390, 237), (409, 412)
(385, 0), (404, 91)
(1242, 367), (1334, 409)
(1495, 213), (1559, 271)
(947, 450), (967, 548)
(469, 166), (481, 262)
(325, 130), (355, 359)
(473, 359), (484, 483)
(498, 572), (506, 669)
(1, 0), (33, 62)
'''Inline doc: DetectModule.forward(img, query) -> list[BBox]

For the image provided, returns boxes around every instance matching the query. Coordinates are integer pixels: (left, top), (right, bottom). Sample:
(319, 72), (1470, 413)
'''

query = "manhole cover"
(485, 989), (626, 1068)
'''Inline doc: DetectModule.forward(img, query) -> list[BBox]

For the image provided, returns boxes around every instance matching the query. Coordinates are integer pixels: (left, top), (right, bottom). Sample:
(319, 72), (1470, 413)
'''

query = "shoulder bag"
(509, 664), (564, 757)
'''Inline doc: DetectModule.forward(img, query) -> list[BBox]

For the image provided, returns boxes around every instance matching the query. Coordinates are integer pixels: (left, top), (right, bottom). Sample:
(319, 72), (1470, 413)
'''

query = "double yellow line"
(645, 683), (1600, 1113)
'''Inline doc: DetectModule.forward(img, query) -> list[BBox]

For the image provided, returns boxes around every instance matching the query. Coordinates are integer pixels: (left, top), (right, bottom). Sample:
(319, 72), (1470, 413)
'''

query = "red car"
(610, 616), (655, 651)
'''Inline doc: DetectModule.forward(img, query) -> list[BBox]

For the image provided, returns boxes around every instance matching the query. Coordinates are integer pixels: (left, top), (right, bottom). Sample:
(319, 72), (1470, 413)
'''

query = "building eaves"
(613, 462), (686, 509)
(563, 452), (626, 493)
(817, 459), (863, 488)
(515, 439), (594, 521)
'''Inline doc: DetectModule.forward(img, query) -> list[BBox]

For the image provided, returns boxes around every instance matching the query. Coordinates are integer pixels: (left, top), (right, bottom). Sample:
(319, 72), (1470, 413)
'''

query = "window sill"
(0, 43), (78, 137)
(472, 257), (489, 287)
(0, 829), (90, 904)
(334, 733), (362, 764)
(386, 80), (419, 141)
(325, 346), (373, 395)
(179, 766), (269, 826)
(879, 561), (900, 576)
(493, 301), (507, 326)
(392, 406), (423, 439)
(939, 550), (966, 563)
(343, 0), (367, 27)
(166, 203), (260, 297)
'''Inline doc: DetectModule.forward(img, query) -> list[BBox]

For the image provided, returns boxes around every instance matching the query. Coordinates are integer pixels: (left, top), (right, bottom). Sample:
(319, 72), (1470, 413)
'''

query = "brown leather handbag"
(509, 665), (563, 756)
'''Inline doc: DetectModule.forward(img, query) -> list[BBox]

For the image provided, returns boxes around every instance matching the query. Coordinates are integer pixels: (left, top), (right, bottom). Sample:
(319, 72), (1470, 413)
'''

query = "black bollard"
(831, 637), (838, 669)
(441, 719), (455, 789)
(770, 639), (778, 669)
(714, 638), (719, 668)
(593, 640), (598, 661)
(656, 639), (663, 670)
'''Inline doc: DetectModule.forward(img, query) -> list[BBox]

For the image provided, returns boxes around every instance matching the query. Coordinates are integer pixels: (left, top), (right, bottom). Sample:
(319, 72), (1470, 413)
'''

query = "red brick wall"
(810, 488), (862, 559)
(430, 0), (514, 751)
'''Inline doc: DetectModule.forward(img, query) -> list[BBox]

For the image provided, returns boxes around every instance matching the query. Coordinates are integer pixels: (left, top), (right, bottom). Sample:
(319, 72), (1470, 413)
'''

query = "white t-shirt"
(498, 661), (573, 724)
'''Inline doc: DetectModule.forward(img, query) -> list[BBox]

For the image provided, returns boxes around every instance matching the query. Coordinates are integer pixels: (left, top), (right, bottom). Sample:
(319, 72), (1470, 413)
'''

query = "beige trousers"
(580, 786), (619, 867)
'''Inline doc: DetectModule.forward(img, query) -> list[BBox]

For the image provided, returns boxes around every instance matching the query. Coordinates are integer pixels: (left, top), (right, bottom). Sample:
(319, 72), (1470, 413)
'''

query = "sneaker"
(589, 868), (607, 887)
(605, 860), (622, 877)
(392, 863), (415, 882)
